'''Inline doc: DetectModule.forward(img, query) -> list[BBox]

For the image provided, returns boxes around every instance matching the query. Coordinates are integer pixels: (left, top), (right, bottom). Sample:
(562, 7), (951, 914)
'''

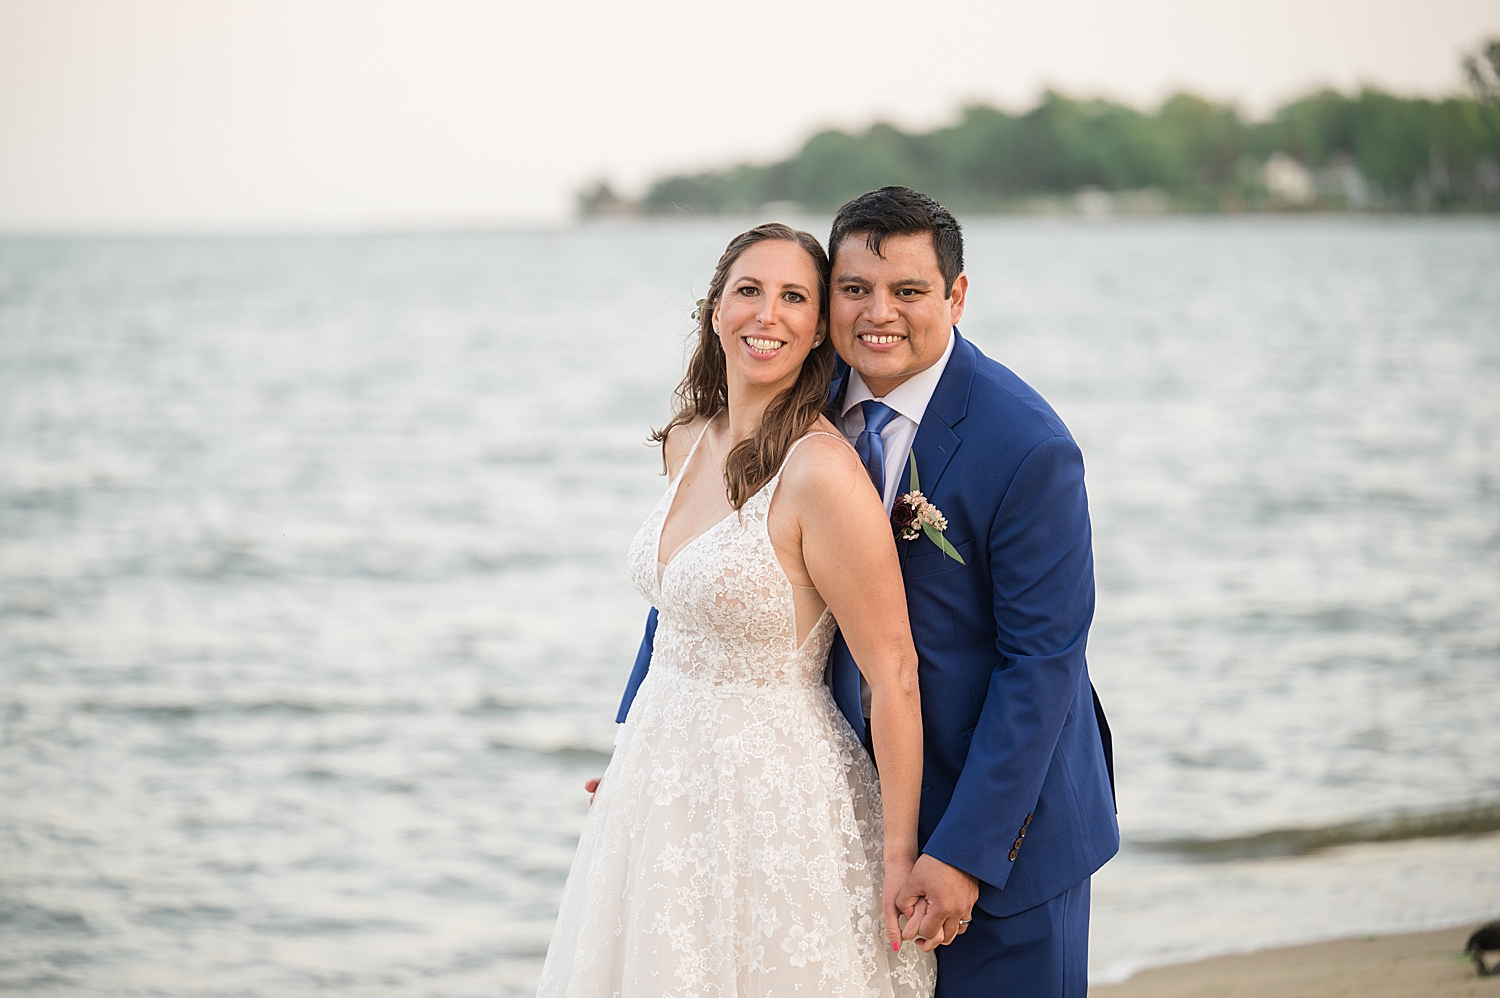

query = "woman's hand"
(883, 850), (921, 953)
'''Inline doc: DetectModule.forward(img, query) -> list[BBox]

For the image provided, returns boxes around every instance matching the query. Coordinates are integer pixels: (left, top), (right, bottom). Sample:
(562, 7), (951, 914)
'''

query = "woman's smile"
(742, 334), (786, 356)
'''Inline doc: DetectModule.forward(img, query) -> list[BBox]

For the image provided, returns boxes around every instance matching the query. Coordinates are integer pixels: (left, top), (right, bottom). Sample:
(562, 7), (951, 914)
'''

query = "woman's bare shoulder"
(662, 415), (711, 478)
(777, 422), (870, 506)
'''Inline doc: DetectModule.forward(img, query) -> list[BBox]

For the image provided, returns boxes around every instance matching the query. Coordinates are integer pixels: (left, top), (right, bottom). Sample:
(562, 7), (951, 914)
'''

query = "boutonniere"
(891, 452), (965, 563)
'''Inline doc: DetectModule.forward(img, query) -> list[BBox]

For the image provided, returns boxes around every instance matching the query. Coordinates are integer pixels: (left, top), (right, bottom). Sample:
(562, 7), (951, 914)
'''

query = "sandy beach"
(1091, 924), (1497, 998)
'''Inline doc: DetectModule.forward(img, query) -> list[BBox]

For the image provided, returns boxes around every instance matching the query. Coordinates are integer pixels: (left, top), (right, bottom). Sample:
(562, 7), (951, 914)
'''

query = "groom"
(612, 187), (1118, 996)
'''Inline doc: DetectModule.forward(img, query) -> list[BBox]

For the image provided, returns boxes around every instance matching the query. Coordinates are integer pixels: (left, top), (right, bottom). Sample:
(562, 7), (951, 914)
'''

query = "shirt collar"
(839, 326), (956, 426)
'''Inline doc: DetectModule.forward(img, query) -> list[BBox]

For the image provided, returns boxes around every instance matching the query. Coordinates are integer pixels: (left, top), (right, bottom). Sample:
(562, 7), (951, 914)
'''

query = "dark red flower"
(891, 498), (918, 531)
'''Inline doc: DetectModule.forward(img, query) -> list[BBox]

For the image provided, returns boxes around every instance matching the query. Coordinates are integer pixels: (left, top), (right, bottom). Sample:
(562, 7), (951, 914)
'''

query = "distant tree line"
(580, 41), (1500, 216)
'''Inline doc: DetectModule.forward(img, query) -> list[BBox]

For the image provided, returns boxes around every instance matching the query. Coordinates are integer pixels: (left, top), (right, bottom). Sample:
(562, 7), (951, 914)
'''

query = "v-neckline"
(656, 503), (736, 576)
(649, 425), (845, 653)
(655, 416), (734, 572)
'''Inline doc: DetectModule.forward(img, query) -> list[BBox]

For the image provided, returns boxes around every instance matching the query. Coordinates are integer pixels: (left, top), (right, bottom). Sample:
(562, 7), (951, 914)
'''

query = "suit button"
(1013, 838), (1023, 849)
(1024, 814), (1032, 825)
(1019, 827), (1027, 838)
(1008, 849), (1019, 861)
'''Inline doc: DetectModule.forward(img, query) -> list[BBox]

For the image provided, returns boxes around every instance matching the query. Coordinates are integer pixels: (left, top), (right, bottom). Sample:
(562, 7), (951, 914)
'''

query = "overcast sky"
(1, 0), (1496, 233)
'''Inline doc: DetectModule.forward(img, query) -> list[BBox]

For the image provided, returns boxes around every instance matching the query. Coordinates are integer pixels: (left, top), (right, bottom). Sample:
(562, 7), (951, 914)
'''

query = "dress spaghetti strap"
(772, 430), (849, 481)
(669, 414), (717, 485)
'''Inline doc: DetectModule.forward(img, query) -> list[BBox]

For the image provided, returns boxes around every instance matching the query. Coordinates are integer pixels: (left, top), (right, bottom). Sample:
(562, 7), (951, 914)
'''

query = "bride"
(537, 223), (936, 998)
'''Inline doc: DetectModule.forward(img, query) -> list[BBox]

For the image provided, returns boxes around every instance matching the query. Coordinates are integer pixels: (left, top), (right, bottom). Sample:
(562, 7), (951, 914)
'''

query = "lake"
(2, 215), (1497, 994)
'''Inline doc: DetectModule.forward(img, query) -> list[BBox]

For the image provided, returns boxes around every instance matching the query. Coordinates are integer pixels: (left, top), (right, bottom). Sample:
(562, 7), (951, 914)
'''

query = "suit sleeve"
(920, 435), (1095, 891)
(615, 607), (659, 724)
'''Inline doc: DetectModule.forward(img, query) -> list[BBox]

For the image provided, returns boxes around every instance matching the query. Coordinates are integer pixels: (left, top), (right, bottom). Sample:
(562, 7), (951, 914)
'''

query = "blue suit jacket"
(616, 329), (1118, 917)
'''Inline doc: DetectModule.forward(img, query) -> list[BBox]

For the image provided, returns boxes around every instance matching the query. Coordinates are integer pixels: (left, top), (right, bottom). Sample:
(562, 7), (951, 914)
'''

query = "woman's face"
(712, 240), (823, 391)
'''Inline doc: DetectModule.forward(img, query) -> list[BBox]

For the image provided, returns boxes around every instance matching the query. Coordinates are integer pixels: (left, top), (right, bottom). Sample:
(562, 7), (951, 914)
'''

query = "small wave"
(1136, 801), (1500, 861)
(464, 696), (524, 715)
(142, 905), (237, 929)
(251, 916), (421, 936)
(0, 899), (95, 936)
(76, 699), (424, 719)
(465, 550), (591, 573)
(487, 738), (612, 763)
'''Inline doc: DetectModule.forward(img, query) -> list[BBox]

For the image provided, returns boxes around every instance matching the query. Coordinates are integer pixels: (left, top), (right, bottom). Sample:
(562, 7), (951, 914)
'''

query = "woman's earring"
(813, 338), (823, 347)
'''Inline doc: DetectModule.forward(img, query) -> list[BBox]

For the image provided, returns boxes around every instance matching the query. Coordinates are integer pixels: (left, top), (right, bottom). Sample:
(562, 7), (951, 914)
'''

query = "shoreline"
(1089, 923), (1496, 997)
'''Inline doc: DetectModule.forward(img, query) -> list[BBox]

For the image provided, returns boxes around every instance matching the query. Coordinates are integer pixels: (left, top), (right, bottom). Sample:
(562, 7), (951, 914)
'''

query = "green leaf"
(908, 451), (920, 494)
(922, 523), (965, 564)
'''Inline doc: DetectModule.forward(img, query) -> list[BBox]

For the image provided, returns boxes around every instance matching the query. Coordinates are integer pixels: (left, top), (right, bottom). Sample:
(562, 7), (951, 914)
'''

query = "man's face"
(829, 231), (968, 397)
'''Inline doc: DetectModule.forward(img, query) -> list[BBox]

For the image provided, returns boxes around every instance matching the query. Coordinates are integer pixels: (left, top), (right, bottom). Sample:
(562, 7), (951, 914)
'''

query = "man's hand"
(584, 777), (601, 805)
(896, 854), (979, 952)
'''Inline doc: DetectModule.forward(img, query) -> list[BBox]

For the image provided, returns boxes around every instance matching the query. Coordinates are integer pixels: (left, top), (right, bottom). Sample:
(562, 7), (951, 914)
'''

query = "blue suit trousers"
(935, 877), (1090, 998)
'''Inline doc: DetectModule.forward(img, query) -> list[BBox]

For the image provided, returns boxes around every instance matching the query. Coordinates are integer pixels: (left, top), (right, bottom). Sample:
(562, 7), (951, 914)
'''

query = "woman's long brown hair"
(651, 223), (835, 509)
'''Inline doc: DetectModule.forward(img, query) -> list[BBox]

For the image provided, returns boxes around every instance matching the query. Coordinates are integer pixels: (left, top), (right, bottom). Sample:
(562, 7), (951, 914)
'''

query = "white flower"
(648, 764), (683, 804)
(657, 841), (688, 876)
(781, 922), (824, 967)
(685, 831), (713, 872)
(805, 852), (840, 896)
(713, 735), (746, 769)
(739, 724), (775, 758)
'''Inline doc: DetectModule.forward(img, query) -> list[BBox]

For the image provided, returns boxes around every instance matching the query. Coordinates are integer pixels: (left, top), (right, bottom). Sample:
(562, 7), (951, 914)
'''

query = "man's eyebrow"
(833, 273), (933, 290)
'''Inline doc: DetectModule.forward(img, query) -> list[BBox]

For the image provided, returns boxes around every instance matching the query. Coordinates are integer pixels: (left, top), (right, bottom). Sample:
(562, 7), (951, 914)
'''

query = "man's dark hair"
(828, 186), (964, 297)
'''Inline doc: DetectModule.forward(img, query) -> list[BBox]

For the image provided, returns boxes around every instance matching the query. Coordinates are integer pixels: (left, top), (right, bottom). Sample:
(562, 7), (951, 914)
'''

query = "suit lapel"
(829, 357), (851, 412)
(897, 329), (975, 566)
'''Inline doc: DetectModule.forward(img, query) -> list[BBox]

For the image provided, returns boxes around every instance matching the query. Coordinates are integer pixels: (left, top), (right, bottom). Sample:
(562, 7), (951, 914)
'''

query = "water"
(2, 216), (1497, 994)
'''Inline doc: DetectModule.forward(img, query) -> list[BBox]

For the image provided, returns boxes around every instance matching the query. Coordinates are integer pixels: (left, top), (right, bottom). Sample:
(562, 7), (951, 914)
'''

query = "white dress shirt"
(837, 327), (956, 508)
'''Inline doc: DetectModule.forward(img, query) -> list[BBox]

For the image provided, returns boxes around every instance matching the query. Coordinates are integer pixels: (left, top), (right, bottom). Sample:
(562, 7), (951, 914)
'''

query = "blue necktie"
(854, 400), (900, 500)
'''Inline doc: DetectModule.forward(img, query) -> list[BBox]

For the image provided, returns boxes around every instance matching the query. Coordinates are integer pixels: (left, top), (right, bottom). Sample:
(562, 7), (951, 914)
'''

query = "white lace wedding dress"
(536, 430), (935, 998)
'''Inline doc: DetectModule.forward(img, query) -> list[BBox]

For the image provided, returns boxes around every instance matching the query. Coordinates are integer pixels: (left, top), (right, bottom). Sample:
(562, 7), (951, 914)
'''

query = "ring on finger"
(957, 918), (972, 926)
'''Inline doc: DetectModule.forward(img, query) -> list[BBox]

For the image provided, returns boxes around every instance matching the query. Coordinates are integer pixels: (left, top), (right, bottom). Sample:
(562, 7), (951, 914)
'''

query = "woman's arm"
(776, 434), (924, 953)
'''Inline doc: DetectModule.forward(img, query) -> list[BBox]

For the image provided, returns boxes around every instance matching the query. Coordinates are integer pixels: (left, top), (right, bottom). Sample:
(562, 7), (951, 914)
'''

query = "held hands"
(584, 777), (601, 806)
(894, 854), (979, 953)
(882, 852), (919, 954)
